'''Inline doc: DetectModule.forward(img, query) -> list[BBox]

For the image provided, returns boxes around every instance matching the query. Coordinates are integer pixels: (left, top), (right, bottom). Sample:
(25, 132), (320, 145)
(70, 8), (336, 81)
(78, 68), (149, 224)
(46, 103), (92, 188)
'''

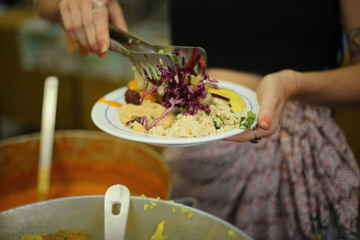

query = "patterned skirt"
(163, 101), (360, 240)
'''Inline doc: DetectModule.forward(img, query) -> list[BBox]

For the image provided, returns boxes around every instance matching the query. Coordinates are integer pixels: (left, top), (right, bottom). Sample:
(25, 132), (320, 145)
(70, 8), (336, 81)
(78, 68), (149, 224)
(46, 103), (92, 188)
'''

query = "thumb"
(256, 88), (278, 130)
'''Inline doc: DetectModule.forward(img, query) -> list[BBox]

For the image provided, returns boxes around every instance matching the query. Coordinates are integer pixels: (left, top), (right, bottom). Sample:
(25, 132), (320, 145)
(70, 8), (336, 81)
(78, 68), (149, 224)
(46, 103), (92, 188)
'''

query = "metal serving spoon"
(37, 76), (59, 201)
(104, 184), (131, 240)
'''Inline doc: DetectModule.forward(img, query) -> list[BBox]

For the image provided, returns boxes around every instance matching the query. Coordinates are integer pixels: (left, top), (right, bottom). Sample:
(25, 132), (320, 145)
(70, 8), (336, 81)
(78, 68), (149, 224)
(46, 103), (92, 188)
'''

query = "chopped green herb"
(239, 112), (256, 129)
(213, 120), (220, 129)
(228, 104), (234, 113)
(240, 116), (246, 124)
(216, 114), (225, 124)
(246, 111), (256, 129)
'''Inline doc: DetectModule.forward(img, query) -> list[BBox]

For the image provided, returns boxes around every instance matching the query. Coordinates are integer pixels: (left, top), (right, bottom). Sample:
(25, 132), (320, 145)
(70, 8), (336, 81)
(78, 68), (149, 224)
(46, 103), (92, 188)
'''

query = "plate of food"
(91, 73), (259, 147)
(92, 47), (259, 147)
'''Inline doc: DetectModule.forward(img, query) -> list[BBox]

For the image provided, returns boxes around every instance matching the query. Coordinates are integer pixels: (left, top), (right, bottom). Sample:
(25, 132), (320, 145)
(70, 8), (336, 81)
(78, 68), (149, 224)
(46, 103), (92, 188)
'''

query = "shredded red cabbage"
(134, 48), (218, 130)
(211, 93), (230, 101)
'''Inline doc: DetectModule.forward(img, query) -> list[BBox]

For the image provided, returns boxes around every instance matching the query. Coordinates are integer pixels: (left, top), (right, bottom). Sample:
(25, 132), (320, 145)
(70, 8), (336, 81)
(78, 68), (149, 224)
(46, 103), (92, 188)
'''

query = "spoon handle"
(37, 76), (58, 201)
(104, 184), (131, 240)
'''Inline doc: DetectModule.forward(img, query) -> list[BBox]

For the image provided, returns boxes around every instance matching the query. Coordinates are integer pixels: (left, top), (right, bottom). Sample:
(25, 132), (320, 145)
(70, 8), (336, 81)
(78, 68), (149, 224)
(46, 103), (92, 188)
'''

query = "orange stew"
(0, 159), (170, 211)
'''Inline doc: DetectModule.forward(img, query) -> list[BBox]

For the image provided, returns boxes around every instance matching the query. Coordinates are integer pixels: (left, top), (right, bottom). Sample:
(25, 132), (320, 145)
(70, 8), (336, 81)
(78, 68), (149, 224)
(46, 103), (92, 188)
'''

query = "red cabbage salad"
(126, 49), (256, 131)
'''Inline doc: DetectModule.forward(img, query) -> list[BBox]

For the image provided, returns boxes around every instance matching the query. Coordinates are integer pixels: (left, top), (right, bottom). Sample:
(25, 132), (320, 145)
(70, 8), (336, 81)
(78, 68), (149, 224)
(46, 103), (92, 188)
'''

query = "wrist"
(292, 71), (300, 97)
(276, 69), (300, 100)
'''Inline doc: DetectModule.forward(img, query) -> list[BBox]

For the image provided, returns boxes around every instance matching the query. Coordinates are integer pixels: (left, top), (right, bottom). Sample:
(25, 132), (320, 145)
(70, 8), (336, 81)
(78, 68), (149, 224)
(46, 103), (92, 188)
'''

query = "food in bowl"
(119, 50), (256, 137)
(0, 131), (171, 211)
(1, 196), (253, 240)
(20, 231), (91, 240)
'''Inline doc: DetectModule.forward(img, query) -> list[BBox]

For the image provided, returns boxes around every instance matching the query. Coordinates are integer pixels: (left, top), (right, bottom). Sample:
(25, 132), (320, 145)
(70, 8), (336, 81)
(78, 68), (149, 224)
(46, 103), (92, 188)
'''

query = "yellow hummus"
(118, 100), (176, 133)
(209, 88), (246, 113)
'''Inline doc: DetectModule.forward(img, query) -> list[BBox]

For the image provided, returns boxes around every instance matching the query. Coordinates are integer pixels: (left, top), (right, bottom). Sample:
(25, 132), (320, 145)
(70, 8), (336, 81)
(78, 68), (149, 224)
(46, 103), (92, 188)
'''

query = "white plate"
(91, 80), (259, 147)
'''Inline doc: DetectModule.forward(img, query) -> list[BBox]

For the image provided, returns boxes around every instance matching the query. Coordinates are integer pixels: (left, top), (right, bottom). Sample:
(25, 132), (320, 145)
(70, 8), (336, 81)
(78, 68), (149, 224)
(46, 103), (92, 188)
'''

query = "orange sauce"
(97, 97), (122, 107)
(0, 181), (120, 211)
(0, 159), (170, 212)
(0, 131), (171, 212)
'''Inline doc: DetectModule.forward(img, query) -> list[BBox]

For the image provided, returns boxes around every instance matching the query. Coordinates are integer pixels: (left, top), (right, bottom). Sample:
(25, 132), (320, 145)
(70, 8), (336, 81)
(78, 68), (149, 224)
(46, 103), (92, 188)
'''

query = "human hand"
(225, 70), (298, 142)
(59, 0), (128, 56)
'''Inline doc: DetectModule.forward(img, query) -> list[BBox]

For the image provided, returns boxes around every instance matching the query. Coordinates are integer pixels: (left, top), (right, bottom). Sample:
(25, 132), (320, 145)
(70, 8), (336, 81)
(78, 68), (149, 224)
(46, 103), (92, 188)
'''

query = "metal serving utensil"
(104, 184), (130, 240)
(109, 25), (207, 83)
(37, 76), (59, 201)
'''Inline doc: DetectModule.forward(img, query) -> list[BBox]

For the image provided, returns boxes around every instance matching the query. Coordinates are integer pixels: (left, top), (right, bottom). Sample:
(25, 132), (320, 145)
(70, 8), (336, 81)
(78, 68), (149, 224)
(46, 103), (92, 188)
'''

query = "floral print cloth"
(164, 101), (360, 240)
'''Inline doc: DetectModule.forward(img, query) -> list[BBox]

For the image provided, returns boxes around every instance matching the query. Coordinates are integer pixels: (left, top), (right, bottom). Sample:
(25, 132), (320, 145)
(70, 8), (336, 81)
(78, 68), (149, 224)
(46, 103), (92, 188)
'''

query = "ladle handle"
(104, 184), (131, 240)
(37, 76), (58, 201)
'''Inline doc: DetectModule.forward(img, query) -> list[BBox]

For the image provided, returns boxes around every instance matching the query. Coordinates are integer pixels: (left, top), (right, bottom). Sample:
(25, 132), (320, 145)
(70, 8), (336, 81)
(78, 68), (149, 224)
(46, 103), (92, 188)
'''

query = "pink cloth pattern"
(164, 101), (360, 240)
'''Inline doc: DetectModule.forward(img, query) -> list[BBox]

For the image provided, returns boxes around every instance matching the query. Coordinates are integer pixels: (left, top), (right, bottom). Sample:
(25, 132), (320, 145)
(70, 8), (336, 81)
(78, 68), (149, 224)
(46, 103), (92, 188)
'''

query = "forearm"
(207, 68), (261, 91)
(286, 0), (359, 109)
(292, 64), (360, 110)
(36, 0), (62, 23)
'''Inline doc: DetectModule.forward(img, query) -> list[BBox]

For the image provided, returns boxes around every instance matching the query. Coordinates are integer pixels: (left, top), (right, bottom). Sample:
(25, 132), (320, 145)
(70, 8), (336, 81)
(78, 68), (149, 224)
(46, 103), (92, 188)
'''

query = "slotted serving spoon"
(109, 24), (207, 83)
(104, 184), (131, 240)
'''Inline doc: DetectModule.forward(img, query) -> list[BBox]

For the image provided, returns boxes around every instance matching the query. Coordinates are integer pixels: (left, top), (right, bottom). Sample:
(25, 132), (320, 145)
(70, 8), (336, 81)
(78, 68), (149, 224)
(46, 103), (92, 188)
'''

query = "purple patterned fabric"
(164, 101), (360, 240)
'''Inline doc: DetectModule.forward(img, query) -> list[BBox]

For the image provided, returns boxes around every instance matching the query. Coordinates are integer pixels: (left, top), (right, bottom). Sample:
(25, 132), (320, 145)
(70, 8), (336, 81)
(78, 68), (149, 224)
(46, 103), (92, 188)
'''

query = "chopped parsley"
(228, 103), (234, 113)
(213, 114), (226, 129)
(239, 111), (256, 129)
(213, 120), (221, 129)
